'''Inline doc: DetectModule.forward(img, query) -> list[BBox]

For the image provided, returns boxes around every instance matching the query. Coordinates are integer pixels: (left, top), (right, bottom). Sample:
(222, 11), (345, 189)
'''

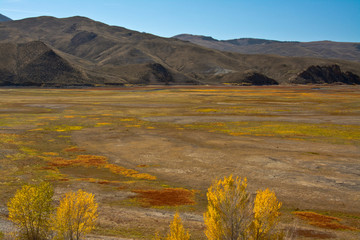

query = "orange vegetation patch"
(133, 188), (196, 206)
(40, 166), (57, 171)
(96, 122), (112, 126)
(43, 152), (59, 156)
(105, 164), (156, 180)
(48, 155), (107, 167)
(76, 178), (121, 185)
(64, 146), (86, 152)
(47, 155), (156, 181)
(293, 228), (336, 239)
(293, 211), (357, 231)
(137, 164), (149, 168)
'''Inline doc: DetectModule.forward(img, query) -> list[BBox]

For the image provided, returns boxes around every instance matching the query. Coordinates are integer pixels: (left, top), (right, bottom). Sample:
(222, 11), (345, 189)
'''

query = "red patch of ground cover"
(133, 188), (196, 206)
(294, 212), (357, 231)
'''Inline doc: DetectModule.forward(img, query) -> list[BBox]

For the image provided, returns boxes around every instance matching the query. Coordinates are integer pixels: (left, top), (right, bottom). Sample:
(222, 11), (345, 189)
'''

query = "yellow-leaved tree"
(204, 175), (252, 240)
(250, 188), (282, 240)
(52, 189), (98, 240)
(7, 182), (54, 240)
(166, 212), (190, 240)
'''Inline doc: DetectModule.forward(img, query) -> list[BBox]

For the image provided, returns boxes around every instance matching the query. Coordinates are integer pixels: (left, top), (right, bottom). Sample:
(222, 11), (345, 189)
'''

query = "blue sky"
(1, 0), (359, 42)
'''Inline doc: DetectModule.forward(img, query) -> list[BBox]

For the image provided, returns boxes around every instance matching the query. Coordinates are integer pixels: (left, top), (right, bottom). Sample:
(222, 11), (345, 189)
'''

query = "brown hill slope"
(0, 41), (91, 86)
(1, 16), (360, 86)
(174, 34), (360, 63)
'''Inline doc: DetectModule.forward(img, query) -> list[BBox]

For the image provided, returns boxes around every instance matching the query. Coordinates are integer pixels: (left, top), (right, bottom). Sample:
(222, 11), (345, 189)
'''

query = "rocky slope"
(291, 65), (360, 84)
(0, 16), (360, 87)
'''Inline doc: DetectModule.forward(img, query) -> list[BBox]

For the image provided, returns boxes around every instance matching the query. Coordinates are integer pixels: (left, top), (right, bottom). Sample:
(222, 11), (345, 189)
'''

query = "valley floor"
(0, 86), (359, 239)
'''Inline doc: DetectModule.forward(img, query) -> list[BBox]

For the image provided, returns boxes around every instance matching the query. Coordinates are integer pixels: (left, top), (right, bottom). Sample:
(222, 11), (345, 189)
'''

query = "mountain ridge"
(173, 34), (360, 62)
(1, 16), (360, 87)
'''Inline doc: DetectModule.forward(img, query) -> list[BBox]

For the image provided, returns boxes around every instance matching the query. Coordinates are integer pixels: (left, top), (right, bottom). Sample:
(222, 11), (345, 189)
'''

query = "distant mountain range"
(174, 34), (360, 63)
(0, 15), (359, 87)
(0, 13), (12, 22)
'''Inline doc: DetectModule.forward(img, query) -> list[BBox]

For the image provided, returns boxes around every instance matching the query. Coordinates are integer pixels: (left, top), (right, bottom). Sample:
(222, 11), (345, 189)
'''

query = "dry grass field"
(0, 86), (359, 239)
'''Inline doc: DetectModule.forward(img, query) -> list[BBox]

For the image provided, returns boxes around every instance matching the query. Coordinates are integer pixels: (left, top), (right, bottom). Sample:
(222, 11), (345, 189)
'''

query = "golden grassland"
(0, 86), (359, 238)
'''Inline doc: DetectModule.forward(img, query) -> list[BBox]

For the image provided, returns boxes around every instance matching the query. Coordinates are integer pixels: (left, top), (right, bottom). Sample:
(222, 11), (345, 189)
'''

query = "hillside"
(0, 41), (91, 86)
(174, 34), (360, 63)
(0, 13), (12, 22)
(1, 16), (360, 86)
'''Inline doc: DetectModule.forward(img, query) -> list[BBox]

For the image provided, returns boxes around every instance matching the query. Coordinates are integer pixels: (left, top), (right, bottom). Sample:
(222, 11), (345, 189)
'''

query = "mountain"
(0, 16), (360, 87)
(0, 13), (12, 22)
(174, 34), (360, 63)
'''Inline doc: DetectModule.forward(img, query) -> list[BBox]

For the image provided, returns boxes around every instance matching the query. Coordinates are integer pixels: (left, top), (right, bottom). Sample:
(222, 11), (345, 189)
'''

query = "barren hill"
(1, 16), (360, 86)
(174, 34), (360, 63)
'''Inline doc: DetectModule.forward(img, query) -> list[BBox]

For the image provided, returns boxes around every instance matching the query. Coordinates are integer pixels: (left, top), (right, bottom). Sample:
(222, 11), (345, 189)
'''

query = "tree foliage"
(204, 175), (252, 240)
(250, 188), (282, 240)
(204, 176), (283, 240)
(166, 212), (190, 240)
(52, 189), (98, 240)
(7, 182), (54, 240)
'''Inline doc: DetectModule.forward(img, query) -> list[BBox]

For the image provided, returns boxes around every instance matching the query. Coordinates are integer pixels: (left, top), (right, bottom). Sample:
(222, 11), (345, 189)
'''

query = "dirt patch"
(132, 188), (196, 207)
(293, 212), (357, 231)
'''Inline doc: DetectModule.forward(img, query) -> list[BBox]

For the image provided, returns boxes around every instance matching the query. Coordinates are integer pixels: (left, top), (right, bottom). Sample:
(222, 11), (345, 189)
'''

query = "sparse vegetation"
(1, 87), (359, 239)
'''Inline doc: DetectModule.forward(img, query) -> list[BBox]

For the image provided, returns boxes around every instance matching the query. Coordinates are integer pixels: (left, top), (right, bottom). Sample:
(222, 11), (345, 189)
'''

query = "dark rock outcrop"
(138, 63), (174, 84)
(221, 71), (279, 86)
(291, 65), (360, 84)
(148, 63), (174, 84)
(70, 31), (97, 47)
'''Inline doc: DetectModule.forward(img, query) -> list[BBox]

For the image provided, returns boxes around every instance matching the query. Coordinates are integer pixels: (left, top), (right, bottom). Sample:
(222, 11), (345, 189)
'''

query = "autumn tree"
(7, 182), (54, 240)
(204, 175), (252, 240)
(153, 231), (163, 240)
(52, 189), (98, 240)
(250, 188), (282, 240)
(166, 212), (190, 240)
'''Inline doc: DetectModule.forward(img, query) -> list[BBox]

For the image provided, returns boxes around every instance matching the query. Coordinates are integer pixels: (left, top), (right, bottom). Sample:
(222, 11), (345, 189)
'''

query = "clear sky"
(1, 0), (359, 42)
